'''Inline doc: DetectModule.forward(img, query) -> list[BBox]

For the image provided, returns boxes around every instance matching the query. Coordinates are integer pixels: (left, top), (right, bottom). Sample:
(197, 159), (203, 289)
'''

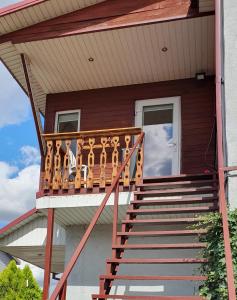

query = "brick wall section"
(45, 77), (216, 174)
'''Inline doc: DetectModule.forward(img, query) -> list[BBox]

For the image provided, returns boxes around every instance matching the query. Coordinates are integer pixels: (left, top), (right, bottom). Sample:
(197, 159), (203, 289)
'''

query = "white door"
(135, 97), (181, 177)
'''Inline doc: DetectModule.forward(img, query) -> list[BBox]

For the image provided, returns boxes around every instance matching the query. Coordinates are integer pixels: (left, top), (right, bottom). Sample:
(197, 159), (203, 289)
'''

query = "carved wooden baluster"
(44, 140), (53, 189)
(123, 135), (131, 187)
(75, 138), (84, 189)
(62, 140), (71, 190)
(87, 138), (95, 189)
(111, 136), (119, 181)
(99, 137), (108, 188)
(52, 140), (62, 190)
(135, 138), (144, 185)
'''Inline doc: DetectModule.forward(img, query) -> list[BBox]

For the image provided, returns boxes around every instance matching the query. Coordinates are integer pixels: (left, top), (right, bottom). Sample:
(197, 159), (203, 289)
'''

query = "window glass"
(56, 112), (80, 133)
(143, 104), (173, 126)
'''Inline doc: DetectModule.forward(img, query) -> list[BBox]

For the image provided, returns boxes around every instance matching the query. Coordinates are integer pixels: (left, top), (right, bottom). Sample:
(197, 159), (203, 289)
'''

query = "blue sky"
(0, 0), (21, 6)
(0, 0), (40, 228)
(0, 1), (47, 286)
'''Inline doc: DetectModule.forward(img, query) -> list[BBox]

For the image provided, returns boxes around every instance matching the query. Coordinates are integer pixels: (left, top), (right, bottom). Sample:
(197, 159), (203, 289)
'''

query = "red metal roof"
(0, 0), (47, 16)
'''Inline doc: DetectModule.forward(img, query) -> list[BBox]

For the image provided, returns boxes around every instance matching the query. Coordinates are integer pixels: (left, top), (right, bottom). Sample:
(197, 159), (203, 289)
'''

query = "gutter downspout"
(215, 1), (236, 299)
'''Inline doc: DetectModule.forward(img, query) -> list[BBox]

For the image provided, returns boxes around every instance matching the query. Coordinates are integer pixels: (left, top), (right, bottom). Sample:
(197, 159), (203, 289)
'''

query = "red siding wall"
(45, 77), (216, 174)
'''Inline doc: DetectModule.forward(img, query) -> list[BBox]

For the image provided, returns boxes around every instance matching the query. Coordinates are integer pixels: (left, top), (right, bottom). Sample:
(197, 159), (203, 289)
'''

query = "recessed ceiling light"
(161, 47), (168, 52)
(88, 57), (94, 62)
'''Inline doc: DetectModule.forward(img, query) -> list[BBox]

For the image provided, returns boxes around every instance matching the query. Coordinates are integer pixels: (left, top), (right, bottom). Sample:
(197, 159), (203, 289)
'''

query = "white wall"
(65, 224), (202, 299)
(0, 217), (65, 247)
(223, 1), (237, 208)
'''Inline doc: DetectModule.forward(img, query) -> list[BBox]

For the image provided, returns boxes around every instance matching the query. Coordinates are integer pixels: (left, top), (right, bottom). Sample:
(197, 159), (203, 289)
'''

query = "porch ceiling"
(0, 245), (64, 273)
(0, 14), (215, 114)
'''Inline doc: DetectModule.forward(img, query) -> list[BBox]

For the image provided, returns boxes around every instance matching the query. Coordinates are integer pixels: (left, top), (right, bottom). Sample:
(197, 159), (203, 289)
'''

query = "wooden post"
(20, 54), (44, 156)
(112, 182), (119, 250)
(58, 281), (67, 300)
(42, 208), (55, 300)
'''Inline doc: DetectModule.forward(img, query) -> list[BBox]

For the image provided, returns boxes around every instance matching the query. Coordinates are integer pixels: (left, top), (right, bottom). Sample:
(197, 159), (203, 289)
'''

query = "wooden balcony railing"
(41, 127), (144, 192)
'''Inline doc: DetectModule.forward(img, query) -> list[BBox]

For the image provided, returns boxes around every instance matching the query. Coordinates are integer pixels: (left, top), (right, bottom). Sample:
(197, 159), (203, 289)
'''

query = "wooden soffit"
(0, 0), (214, 44)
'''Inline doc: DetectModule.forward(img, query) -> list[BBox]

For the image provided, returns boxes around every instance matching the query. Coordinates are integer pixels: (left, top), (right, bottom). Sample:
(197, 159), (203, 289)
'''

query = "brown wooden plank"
(42, 127), (141, 140)
(137, 179), (215, 187)
(126, 206), (215, 215)
(92, 295), (204, 300)
(106, 258), (208, 264)
(134, 187), (217, 197)
(131, 197), (217, 206)
(117, 229), (207, 237)
(121, 218), (202, 225)
(99, 274), (207, 281)
(112, 243), (207, 249)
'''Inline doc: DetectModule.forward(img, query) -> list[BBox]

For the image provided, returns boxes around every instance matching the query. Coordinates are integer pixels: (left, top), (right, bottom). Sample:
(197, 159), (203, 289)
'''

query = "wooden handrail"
(42, 127), (142, 140)
(49, 132), (145, 300)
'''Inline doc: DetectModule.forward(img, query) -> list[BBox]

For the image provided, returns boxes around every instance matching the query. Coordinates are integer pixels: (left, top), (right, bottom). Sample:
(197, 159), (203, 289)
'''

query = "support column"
(42, 208), (55, 300)
(58, 281), (67, 300)
(21, 53), (44, 156)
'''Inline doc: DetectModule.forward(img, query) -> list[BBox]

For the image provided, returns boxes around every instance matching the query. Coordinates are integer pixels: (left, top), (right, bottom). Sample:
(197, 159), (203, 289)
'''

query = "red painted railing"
(49, 132), (145, 300)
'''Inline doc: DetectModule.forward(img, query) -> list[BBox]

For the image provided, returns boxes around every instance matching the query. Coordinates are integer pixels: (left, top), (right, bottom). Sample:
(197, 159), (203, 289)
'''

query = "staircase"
(92, 173), (218, 300)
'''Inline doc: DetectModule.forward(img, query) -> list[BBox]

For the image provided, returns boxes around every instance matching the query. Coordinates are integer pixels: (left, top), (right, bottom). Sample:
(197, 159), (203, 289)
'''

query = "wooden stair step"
(117, 229), (207, 237)
(106, 258), (207, 264)
(127, 206), (215, 215)
(131, 197), (217, 206)
(92, 295), (204, 300)
(122, 218), (202, 225)
(99, 274), (207, 281)
(112, 243), (207, 250)
(138, 179), (215, 188)
(134, 188), (217, 197)
(143, 173), (214, 183)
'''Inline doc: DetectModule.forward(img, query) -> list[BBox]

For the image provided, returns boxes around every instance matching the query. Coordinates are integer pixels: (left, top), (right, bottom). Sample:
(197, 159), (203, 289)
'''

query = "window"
(55, 110), (80, 133)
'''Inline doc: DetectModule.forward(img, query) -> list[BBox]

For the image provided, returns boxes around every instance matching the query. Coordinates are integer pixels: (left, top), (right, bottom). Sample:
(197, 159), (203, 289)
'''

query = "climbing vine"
(193, 210), (237, 299)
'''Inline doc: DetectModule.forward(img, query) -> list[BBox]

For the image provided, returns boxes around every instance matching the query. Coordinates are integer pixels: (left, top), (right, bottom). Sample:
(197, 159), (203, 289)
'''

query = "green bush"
(0, 260), (42, 300)
(193, 209), (237, 299)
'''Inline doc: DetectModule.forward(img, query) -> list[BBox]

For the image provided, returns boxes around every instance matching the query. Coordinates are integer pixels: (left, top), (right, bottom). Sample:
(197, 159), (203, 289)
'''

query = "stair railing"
(49, 132), (145, 300)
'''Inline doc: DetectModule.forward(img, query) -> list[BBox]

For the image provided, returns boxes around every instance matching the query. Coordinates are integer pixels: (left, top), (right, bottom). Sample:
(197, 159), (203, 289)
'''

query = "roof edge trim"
(0, 0), (47, 17)
(0, 208), (38, 235)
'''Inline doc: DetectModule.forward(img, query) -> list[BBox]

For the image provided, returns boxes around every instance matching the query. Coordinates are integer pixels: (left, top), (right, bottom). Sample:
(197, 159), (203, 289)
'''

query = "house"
(0, 0), (236, 299)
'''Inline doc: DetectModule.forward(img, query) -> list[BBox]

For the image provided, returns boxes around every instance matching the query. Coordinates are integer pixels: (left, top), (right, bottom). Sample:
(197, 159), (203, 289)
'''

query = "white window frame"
(54, 109), (81, 133)
(135, 97), (181, 175)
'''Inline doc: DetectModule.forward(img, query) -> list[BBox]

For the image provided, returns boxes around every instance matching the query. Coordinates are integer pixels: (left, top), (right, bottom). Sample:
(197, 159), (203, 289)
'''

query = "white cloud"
(20, 145), (41, 166)
(143, 124), (173, 177)
(0, 63), (29, 128)
(0, 161), (40, 223)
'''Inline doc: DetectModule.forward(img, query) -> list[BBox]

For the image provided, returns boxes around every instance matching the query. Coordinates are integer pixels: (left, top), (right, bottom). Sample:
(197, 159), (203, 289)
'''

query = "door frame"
(135, 97), (181, 175)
